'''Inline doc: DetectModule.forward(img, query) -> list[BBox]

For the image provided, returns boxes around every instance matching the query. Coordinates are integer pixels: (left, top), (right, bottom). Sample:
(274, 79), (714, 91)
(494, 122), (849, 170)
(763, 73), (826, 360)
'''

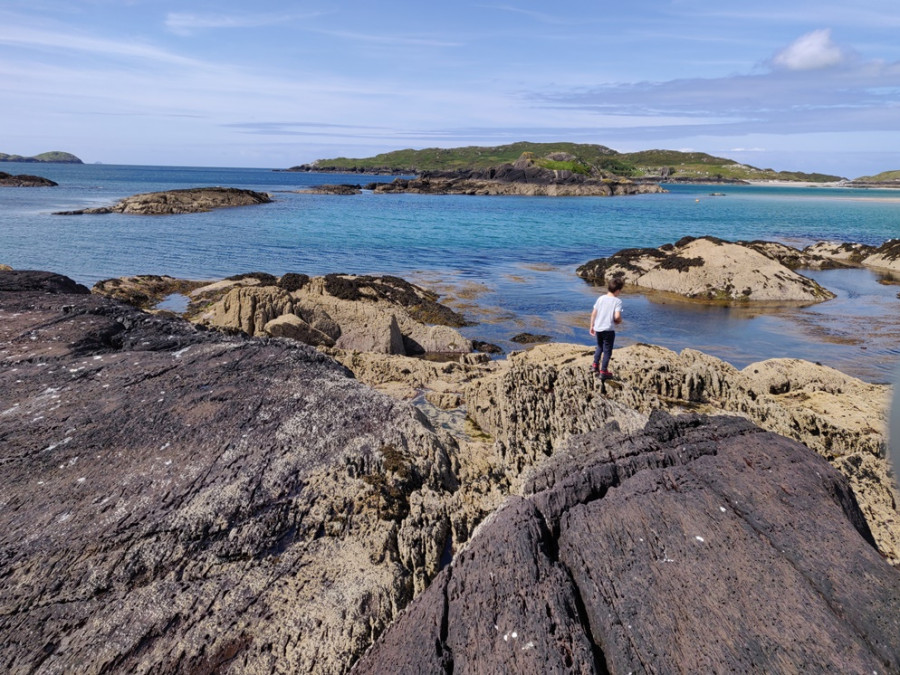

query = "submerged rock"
(53, 186), (272, 215)
(354, 413), (900, 673)
(577, 236), (835, 304)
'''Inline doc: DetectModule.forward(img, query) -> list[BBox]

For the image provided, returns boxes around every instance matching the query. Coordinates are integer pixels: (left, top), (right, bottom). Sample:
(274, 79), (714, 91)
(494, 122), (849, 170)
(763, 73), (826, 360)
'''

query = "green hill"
(853, 170), (900, 182)
(291, 143), (843, 183)
(0, 151), (83, 164)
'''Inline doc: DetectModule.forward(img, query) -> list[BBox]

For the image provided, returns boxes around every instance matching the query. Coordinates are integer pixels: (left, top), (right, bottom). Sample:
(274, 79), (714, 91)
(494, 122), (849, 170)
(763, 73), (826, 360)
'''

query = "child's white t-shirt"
(592, 294), (623, 332)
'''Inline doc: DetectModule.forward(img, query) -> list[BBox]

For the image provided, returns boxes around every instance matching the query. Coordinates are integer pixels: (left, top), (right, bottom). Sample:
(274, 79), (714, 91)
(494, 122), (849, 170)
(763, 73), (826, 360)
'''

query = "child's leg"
(600, 331), (616, 371)
(593, 333), (603, 367)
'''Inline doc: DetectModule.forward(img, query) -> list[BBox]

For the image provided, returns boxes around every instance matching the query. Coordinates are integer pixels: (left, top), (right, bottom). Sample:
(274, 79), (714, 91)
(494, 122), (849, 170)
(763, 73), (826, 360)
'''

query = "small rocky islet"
(52, 186), (273, 215)
(1, 231), (899, 673)
(0, 171), (58, 187)
(577, 235), (900, 302)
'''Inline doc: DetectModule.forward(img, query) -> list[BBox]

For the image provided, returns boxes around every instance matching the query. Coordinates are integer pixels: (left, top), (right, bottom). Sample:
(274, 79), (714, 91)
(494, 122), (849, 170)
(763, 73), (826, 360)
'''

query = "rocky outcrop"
(4, 271), (899, 673)
(577, 236), (836, 303)
(196, 274), (471, 355)
(362, 153), (664, 197)
(801, 240), (900, 275)
(465, 342), (899, 562)
(366, 175), (663, 197)
(53, 187), (272, 215)
(93, 272), (473, 356)
(0, 171), (58, 187)
(295, 184), (363, 195)
(0, 270), (463, 674)
(862, 239), (900, 274)
(354, 413), (900, 674)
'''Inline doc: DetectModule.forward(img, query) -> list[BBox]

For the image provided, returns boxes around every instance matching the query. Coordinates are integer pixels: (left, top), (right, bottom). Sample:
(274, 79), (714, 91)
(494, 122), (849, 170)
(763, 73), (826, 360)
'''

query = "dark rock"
(0, 171), (58, 187)
(225, 271), (279, 286)
(0, 270), (89, 294)
(354, 413), (900, 673)
(510, 332), (552, 344)
(472, 340), (503, 354)
(277, 272), (311, 292)
(0, 273), (459, 673)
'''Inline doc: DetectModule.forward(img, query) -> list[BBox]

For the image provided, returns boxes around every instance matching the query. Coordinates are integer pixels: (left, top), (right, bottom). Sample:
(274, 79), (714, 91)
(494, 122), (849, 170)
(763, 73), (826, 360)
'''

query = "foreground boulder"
(53, 186), (272, 215)
(0, 271), (461, 673)
(354, 413), (900, 673)
(466, 342), (900, 563)
(577, 236), (835, 303)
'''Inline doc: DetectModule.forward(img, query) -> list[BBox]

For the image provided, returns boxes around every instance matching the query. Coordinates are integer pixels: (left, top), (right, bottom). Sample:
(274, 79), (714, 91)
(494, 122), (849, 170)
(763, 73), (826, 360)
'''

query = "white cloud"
(771, 29), (849, 70)
(0, 23), (204, 67)
(165, 11), (322, 37)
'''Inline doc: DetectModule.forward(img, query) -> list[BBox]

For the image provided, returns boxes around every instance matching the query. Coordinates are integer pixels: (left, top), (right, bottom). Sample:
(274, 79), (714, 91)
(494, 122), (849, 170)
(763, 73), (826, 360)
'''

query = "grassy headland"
(288, 142), (845, 183)
(0, 151), (82, 163)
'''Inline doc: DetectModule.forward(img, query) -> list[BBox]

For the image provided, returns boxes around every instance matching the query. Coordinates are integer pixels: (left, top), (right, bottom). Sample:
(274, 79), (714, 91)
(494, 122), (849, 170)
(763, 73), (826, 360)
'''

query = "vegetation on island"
(852, 169), (900, 182)
(288, 142), (845, 183)
(0, 151), (83, 164)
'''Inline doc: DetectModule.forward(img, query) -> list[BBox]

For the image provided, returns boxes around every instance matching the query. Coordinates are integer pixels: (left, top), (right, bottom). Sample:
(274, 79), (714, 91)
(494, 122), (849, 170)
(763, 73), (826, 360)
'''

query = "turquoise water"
(2, 163), (899, 381)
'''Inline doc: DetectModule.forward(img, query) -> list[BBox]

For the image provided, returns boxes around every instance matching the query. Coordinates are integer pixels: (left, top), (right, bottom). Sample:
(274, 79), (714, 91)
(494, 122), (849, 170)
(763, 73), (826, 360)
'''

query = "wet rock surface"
(52, 186), (272, 215)
(355, 413), (900, 674)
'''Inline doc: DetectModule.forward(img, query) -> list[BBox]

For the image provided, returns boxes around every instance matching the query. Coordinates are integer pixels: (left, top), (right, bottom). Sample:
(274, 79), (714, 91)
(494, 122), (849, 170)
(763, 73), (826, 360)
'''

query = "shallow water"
(1, 163), (899, 382)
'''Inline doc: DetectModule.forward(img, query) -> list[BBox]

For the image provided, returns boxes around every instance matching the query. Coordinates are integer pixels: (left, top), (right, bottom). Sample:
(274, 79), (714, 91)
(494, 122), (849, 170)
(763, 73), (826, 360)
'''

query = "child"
(589, 276), (624, 380)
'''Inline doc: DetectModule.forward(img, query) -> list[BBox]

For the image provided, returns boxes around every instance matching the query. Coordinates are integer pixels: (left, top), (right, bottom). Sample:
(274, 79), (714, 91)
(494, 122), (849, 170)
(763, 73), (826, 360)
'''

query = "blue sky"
(2, 1), (899, 177)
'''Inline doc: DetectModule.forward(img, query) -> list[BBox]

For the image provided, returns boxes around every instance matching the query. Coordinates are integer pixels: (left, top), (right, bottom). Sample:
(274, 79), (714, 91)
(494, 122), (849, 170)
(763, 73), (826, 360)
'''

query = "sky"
(2, 1), (900, 177)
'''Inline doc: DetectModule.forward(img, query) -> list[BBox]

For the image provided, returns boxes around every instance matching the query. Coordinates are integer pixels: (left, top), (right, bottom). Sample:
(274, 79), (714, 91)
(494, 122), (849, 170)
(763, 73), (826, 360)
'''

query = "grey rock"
(0, 271), (459, 674)
(355, 413), (900, 673)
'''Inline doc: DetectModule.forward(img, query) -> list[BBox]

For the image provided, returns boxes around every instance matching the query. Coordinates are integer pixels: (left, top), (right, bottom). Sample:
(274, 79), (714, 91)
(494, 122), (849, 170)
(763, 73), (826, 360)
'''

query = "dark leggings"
(593, 330), (616, 370)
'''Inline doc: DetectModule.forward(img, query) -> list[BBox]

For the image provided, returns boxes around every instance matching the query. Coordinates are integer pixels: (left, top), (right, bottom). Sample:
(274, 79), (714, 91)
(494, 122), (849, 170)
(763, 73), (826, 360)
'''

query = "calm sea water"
(2, 163), (899, 382)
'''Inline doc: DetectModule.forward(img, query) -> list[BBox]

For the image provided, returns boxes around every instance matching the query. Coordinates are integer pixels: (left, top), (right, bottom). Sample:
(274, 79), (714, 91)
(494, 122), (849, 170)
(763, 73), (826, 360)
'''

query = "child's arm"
(614, 309), (622, 325)
(589, 308), (597, 335)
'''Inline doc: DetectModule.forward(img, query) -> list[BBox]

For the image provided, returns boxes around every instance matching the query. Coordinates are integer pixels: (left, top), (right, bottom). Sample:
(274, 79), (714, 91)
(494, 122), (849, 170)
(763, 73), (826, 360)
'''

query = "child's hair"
(608, 276), (625, 293)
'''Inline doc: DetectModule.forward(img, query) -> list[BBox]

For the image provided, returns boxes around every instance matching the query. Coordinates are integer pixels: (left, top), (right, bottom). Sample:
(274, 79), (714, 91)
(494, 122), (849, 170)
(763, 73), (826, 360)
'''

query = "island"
(0, 151), (82, 163)
(52, 186), (273, 215)
(284, 141), (847, 185)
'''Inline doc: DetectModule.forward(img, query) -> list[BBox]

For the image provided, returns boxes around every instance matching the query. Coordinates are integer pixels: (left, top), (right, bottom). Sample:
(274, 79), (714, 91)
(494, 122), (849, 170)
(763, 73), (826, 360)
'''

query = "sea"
(2, 163), (899, 383)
